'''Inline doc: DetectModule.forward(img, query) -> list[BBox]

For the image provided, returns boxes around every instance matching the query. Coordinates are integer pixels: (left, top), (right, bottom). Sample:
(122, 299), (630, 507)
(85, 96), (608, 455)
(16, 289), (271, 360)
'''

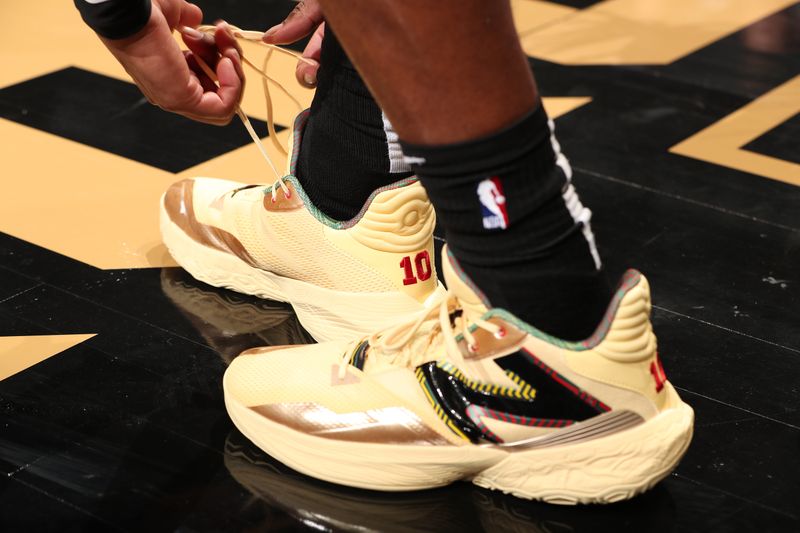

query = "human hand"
(262, 0), (325, 88)
(99, 0), (244, 125)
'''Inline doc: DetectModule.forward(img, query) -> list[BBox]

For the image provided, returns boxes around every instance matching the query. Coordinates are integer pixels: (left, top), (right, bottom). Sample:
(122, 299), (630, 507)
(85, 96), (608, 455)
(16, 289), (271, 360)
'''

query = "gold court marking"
(0, 2), (309, 270)
(4, 1), (792, 271)
(0, 92), (586, 270)
(519, 0), (796, 65)
(541, 97), (592, 120)
(671, 75), (800, 187)
(0, 95), (584, 271)
(1, 1), (313, 125)
(0, 334), (96, 381)
(512, 0), (577, 35)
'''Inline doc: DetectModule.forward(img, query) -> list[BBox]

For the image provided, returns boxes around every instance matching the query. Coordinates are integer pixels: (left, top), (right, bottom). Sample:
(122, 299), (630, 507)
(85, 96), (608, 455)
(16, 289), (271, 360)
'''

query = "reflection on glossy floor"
(1, 1), (799, 531)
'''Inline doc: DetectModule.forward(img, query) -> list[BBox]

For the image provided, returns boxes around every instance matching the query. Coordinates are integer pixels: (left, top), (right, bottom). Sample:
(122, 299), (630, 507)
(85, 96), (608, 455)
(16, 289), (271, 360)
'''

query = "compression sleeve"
(74, 0), (153, 40)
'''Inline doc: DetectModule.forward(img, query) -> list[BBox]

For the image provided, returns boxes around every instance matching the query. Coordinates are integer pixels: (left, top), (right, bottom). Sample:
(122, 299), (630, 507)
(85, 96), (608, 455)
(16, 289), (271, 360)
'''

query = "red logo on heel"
(650, 353), (667, 393)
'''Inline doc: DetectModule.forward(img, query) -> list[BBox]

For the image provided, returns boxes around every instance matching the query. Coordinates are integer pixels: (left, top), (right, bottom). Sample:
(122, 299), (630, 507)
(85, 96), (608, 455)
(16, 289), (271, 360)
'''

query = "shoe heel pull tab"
(594, 271), (657, 364)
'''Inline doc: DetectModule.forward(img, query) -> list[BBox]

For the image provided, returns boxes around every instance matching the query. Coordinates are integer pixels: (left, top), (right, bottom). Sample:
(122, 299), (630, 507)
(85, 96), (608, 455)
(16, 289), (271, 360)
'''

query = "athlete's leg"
(296, 31), (413, 220)
(317, 0), (610, 340)
(316, 0), (537, 145)
(222, 2), (693, 502)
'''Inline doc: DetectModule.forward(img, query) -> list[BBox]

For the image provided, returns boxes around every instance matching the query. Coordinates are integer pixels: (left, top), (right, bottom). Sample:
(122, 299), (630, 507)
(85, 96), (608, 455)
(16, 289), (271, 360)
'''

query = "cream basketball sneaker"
(222, 245), (694, 504)
(160, 112), (445, 342)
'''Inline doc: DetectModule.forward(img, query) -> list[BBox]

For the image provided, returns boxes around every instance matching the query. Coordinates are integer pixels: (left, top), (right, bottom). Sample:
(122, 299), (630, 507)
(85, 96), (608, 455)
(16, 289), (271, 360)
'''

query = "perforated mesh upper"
(232, 199), (396, 292)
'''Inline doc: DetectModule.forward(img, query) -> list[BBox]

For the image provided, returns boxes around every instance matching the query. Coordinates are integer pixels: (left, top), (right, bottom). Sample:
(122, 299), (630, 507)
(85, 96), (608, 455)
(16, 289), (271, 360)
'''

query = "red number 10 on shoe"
(400, 251), (433, 286)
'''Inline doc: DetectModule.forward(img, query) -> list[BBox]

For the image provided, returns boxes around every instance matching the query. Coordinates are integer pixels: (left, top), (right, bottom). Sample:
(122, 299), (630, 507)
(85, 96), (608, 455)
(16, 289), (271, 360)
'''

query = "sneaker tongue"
(441, 246), (488, 316)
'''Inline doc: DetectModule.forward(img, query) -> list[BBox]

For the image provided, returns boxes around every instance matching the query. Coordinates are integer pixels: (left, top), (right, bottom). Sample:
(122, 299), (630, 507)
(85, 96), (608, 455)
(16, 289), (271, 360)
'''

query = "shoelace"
(183, 24), (310, 200)
(192, 24), (513, 377)
(337, 294), (506, 379)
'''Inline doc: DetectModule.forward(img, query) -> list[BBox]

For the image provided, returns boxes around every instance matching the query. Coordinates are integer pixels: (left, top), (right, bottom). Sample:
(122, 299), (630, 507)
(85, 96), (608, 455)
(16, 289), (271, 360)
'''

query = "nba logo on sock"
(477, 177), (508, 230)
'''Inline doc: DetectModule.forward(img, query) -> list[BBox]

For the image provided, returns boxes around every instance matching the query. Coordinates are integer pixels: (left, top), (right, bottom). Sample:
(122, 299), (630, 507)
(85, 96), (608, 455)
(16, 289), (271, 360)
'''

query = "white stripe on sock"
(549, 119), (602, 270)
(402, 155), (427, 166)
(382, 112), (413, 174)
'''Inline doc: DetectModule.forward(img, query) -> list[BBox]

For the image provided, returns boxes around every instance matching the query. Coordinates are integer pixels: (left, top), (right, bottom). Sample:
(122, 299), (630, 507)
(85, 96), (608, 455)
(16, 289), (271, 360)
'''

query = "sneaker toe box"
(224, 341), (355, 408)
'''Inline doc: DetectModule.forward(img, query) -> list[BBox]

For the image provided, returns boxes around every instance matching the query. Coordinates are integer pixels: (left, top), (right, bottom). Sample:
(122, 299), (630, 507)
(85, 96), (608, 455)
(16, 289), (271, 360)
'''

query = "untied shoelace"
(183, 24), (310, 202)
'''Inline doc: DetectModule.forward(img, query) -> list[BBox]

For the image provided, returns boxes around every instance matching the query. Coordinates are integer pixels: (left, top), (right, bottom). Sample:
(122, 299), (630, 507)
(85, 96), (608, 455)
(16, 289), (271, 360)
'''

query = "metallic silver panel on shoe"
(491, 410), (645, 451)
(252, 402), (452, 445)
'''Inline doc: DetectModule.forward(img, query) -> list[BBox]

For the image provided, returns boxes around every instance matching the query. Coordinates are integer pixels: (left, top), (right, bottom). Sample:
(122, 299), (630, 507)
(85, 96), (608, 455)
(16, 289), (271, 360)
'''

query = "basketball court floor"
(1, 1), (798, 531)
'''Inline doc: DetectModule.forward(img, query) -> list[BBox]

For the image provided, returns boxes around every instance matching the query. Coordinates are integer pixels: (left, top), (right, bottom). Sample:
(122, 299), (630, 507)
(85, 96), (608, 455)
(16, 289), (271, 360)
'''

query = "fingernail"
(180, 26), (203, 39)
(303, 72), (316, 86)
(263, 23), (282, 39)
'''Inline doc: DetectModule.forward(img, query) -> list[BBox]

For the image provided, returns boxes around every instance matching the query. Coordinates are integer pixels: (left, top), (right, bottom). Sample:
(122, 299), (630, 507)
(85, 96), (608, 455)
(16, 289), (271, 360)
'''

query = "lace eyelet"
(271, 197), (277, 204)
(494, 327), (507, 339)
(467, 343), (479, 353)
(284, 191), (292, 199)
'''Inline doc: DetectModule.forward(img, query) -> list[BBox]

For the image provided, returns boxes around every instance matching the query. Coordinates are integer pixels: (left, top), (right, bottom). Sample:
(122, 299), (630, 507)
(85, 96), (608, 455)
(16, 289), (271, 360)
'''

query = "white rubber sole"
(160, 203), (445, 342)
(224, 381), (693, 505)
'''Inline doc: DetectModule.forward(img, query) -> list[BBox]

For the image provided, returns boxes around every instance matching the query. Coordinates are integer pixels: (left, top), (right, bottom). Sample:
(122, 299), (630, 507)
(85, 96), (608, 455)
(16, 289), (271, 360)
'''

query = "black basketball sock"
(401, 104), (612, 341)
(295, 31), (412, 221)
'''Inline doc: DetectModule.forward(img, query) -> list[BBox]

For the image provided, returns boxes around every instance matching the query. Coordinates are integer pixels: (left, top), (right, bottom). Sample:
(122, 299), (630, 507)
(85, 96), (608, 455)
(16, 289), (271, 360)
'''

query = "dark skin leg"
(316, 0), (538, 145)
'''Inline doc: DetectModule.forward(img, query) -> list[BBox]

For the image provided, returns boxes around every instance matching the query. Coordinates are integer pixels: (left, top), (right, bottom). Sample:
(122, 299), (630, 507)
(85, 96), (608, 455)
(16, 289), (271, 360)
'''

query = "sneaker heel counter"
(594, 274), (657, 364)
(567, 273), (670, 414)
(331, 182), (439, 302)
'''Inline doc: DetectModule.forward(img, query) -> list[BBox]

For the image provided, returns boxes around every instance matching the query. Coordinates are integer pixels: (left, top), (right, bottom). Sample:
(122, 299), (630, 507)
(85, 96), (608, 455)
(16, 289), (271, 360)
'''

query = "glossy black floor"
(2, 2), (800, 532)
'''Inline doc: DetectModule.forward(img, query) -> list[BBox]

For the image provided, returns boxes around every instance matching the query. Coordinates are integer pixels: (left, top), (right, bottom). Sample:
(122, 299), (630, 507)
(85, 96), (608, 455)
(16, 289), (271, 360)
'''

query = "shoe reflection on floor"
(223, 430), (677, 533)
(160, 268), (315, 364)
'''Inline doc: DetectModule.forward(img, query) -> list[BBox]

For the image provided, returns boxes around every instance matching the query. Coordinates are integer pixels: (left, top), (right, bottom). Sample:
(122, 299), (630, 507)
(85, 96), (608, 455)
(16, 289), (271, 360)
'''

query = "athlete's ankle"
(402, 103), (612, 340)
(296, 30), (410, 221)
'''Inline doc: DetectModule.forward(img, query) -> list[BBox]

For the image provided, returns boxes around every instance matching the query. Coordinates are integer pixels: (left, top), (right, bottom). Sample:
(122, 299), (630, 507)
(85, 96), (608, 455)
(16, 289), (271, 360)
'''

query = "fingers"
(155, 0), (202, 29)
(178, 21), (244, 124)
(104, 2), (241, 126)
(178, 1), (203, 29)
(181, 23), (244, 80)
(262, 0), (324, 45)
(182, 26), (219, 70)
(260, 0), (326, 87)
(214, 23), (245, 81)
(185, 51), (218, 93)
(153, 0), (181, 28)
(296, 22), (324, 87)
(190, 57), (243, 125)
(217, 55), (243, 105)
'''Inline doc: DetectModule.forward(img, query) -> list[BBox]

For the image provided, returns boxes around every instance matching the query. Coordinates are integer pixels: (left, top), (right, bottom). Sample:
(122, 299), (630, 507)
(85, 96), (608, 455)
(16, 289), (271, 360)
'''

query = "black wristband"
(75, 0), (153, 40)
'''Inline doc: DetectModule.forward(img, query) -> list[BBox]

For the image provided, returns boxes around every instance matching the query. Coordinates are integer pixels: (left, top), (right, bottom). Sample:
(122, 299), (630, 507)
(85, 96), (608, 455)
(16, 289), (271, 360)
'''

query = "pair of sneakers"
(161, 111), (693, 504)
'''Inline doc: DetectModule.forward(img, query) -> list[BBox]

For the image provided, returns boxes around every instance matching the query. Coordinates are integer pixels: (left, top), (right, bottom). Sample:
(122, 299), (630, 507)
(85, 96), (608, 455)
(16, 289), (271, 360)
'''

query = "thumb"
(216, 56), (243, 107)
(263, 0), (324, 45)
(179, 1), (203, 29)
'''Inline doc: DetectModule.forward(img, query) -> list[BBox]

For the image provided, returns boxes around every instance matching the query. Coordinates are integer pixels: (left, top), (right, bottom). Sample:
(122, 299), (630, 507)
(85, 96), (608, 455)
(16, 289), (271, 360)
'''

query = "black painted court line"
(0, 67), (283, 173)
